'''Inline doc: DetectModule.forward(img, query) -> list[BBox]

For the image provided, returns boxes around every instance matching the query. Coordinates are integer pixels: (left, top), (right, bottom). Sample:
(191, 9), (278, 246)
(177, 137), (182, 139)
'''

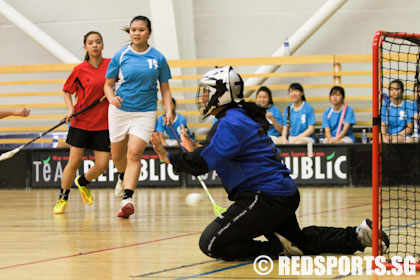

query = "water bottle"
(362, 129), (368, 144)
(319, 128), (325, 143)
(283, 37), (290, 56)
(53, 135), (59, 148)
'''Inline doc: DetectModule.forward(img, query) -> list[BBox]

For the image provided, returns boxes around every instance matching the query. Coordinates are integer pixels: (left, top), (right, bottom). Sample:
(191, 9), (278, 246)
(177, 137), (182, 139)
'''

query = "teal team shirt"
(381, 100), (414, 135)
(106, 45), (172, 112)
(155, 113), (193, 139)
(266, 105), (284, 137)
(322, 105), (356, 141)
(283, 102), (316, 141)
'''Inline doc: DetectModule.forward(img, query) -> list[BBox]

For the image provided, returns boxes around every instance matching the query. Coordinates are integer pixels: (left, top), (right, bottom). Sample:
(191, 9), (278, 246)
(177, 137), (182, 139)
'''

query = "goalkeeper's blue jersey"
(200, 107), (297, 197)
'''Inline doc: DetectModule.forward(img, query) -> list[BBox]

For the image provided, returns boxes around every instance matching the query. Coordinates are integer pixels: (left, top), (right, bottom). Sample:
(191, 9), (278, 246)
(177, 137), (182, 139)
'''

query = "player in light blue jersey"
(255, 86), (284, 144)
(322, 86), (356, 143)
(280, 83), (316, 144)
(155, 98), (193, 146)
(381, 79), (414, 143)
(104, 15), (174, 218)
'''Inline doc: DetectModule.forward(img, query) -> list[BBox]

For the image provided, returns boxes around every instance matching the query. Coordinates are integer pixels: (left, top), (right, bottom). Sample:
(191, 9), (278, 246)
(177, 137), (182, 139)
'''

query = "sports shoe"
(356, 218), (390, 253)
(53, 199), (68, 214)
(74, 175), (93, 205)
(118, 197), (135, 218)
(114, 176), (124, 198)
(274, 233), (304, 256)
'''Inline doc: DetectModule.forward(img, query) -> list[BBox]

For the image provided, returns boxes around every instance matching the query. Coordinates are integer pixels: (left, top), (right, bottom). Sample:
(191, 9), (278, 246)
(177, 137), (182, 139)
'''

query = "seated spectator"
(155, 97), (193, 146)
(280, 83), (316, 144)
(381, 79), (414, 143)
(0, 108), (30, 119)
(255, 86), (284, 144)
(322, 86), (356, 144)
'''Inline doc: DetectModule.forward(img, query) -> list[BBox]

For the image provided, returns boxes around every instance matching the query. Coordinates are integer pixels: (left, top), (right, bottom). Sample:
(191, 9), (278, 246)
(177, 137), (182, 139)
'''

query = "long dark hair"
(83, 31), (103, 61)
(240, 101), (270, 133)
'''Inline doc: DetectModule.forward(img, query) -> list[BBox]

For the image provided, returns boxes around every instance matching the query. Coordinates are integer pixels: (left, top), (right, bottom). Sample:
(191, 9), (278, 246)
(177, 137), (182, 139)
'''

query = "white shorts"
(108, 105), (156, 143)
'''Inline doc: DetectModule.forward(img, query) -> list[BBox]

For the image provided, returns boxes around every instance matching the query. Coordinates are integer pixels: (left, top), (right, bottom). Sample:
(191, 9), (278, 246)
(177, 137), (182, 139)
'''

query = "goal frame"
(372, 30), (420, 270)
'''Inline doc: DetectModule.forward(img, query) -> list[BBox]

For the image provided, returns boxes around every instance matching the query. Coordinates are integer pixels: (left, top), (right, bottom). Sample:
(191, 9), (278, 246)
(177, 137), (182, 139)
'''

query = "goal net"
(372, 31), (420, 269)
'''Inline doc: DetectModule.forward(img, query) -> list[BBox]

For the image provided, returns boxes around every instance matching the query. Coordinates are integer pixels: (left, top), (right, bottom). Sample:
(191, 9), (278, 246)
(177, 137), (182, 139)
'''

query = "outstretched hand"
(180, 124), (199, 152)
(151, 132), (170, 164)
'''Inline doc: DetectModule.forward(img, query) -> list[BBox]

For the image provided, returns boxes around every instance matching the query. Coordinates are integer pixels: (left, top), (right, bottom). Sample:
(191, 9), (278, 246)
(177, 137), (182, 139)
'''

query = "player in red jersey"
(53, 31), (111, 214)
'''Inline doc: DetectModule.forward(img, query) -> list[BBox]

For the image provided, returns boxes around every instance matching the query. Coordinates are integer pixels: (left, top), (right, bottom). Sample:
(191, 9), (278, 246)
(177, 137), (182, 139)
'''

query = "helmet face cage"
(195, 66), (244, 119)
(196, 84), (216, 118)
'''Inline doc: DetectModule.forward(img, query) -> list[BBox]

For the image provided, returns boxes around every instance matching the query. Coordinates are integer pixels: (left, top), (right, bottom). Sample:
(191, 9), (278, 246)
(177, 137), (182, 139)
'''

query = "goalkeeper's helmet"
(196, 66), (244, 118)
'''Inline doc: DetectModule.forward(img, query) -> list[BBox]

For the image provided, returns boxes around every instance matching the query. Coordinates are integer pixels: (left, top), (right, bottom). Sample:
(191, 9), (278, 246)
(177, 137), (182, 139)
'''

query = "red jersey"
(63, 58), (111, 131)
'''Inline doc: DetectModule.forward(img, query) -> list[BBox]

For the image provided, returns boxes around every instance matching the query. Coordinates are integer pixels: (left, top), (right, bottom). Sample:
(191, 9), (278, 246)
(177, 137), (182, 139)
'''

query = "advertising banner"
(186, 145), (349, 186)
(31, 148), (180, 187)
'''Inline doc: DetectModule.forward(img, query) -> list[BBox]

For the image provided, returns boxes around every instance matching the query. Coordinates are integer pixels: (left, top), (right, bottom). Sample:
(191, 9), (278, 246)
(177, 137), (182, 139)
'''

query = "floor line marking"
(0, 231), (200, 270)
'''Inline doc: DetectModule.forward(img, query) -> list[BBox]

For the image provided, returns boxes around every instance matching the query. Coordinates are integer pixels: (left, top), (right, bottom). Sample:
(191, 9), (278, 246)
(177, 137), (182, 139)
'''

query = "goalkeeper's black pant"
(199, 190), (365, 261)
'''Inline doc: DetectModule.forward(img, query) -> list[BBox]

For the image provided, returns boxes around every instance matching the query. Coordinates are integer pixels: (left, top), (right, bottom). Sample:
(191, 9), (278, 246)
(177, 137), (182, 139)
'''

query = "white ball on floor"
(185, 193), (203, 206)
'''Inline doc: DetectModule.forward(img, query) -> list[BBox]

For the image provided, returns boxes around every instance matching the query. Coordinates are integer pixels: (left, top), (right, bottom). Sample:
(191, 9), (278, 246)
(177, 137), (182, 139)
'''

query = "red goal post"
(372, 30), (420, 270)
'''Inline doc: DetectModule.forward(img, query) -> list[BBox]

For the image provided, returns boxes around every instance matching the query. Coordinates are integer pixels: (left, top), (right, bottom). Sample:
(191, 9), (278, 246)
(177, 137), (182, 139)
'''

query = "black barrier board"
(186, 145), (349, 186)
(30, 148), (180, 187)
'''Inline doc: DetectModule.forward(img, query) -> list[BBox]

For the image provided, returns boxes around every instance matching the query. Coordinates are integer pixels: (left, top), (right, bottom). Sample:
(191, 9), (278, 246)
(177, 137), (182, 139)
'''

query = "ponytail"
(240, 101), (269, 133)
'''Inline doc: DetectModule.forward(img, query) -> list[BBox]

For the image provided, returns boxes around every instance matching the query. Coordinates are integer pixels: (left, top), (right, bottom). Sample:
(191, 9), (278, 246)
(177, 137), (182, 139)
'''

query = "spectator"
(322, 86), (356, 144)
(280, 83), (316, 144)
(155, 97), (193, 146)
(255, 86), (284, 144)
(381, 79), (414, 143)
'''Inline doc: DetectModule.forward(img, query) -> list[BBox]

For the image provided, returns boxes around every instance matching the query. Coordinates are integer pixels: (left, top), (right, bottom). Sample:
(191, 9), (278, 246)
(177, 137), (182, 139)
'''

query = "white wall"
(1, 0), (419, 64)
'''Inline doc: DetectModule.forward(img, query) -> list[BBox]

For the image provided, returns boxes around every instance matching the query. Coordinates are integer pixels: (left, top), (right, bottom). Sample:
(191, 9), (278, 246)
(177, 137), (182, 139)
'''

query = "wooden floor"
(0, 187), (416, 279)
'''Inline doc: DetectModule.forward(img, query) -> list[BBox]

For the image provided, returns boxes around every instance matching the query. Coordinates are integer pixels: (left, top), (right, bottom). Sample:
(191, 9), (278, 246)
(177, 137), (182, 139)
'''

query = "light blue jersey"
(322, 105), (356, 141)
(381, 100), (414, 134)
(155, 113), (193, 139)
(283, 102), (316, 141)
(266, 105), (284, 137)
(106, 45), (172, 112)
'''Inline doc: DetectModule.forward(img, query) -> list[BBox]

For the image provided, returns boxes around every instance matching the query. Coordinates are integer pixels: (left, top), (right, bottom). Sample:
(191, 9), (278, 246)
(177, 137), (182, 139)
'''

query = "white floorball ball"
(185, 193), (203, 206)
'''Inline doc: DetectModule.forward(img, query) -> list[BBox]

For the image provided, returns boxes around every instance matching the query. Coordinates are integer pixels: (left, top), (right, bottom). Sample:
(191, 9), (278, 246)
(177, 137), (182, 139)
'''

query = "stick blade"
(0, 146), (22, 161)
(213, 205), (227, 216)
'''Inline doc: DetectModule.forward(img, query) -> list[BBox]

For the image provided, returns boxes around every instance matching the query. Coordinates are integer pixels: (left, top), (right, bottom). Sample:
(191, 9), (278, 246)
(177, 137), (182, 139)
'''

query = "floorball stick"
(0, 96), (106, 161)
(168, 124), (226, 216)
(335, 102), (348, 138)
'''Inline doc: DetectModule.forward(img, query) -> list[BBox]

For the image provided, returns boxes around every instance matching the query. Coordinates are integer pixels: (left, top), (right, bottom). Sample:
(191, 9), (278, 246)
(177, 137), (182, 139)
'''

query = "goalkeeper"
(151, 66), (389, 261)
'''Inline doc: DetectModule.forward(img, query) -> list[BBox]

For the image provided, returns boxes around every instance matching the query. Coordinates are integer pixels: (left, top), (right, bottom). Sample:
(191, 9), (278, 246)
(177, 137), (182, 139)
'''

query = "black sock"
(123, 189), (134, 200)
(77, 174), (90, 186)
(59, 188), (70, 200)
(119, 172), (125, 181)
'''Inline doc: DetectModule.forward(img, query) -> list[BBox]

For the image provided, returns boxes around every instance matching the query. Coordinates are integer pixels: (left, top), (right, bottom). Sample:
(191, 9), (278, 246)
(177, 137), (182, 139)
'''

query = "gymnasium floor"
(0, 187), (416, 279)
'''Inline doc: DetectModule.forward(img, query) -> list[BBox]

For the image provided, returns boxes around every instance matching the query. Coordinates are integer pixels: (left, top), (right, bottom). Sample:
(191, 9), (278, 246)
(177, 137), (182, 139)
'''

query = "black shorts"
(66, 127), (110, 152)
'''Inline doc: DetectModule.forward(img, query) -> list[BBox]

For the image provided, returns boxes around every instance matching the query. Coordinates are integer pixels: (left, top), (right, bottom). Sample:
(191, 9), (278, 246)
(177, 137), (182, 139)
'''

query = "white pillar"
(244, 0), (348, 96)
